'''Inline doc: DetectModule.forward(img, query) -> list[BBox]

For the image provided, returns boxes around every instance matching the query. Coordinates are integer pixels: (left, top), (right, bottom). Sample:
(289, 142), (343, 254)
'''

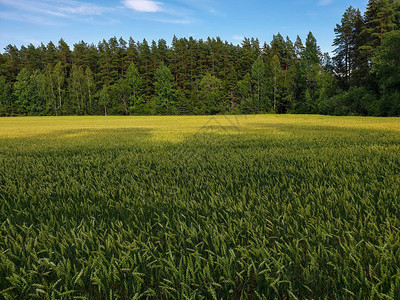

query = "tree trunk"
(122, 97), (128, 115)
(58, 82), (62, 112)
(274, 80), (277, 112)
(87, 77), (92, 111)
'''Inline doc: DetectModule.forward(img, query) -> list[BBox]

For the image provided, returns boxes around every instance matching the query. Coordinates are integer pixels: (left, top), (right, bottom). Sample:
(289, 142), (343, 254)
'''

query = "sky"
(0, 0), (368, 54)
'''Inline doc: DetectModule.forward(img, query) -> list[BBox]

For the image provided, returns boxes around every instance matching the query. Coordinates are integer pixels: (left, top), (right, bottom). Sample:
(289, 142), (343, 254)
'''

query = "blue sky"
(0, 0), (368, 54)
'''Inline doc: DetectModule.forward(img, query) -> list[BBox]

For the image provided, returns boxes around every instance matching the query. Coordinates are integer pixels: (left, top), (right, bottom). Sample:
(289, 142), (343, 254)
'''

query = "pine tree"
(236, 73), (252, 113)
(28, 70), (43, 114)
(294, 36), (304, 63)
(53, 62), (65, 114)
(333, 7), (364, 87)
(126, 63), (144, 114)
(373, 30), (400, 115)
(155, 62), (175, 114)
(138, 39), (152, 96)
(157, 39), (169, 64)
(36, 65), (54, 114)
(0, 76), (14, 116)
(177, 37), (188, 90)
(98, 85), (110, 116)
(126, 37), (139, 65)
(362, 0), (396, 57)
(239, 38), (259, 78)
(57, 38), (71, 75)
(85, 44), (99, 82)
(187, 37), (197, 91)
(251, 57), (266, 112)
(271, 55), (282, 112)
(39, 64), (58, 114)
(45, 41), (57, 67)
(85, 67), (95, 114)
(296, 32), (323, 113)
(199, 74), (223, 114)
(13, 68), (30, 114)
(3, 44), (21, 81)
(302, 32), (321, 68)
(73, 41), (88, 68)
(108, 37), (120, 82)
(69, 64), (86, 114)
(197, 39), (210, 77)
(270, 33), (286, 64)
(24, 44), (43, 71)
(118, 37), (127, 76)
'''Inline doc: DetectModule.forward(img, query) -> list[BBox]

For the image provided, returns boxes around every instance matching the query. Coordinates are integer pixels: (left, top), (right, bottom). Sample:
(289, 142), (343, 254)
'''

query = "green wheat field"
(0, 115), (400, 299)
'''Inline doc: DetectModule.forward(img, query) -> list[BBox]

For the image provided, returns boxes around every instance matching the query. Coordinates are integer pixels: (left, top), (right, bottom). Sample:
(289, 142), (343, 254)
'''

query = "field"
(0, 115), (400, 299)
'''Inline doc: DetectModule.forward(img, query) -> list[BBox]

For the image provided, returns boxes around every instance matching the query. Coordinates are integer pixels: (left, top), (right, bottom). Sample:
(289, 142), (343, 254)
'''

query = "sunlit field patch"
(0, 115), (399, 299)
(1, 114), (400, 140)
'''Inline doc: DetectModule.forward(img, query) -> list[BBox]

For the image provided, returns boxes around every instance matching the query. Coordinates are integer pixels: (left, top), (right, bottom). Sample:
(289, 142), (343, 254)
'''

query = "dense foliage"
(1, 115), (400, 298)
(0, 0), (399, 117)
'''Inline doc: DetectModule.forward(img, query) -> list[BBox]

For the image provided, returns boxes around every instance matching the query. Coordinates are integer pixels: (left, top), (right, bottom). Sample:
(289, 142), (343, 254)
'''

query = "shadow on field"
(2, 127), (153, 140)
(249, 122), (399, 134)
(250, 122), (400, 138)
(1, 119), (400, 156)
(0, 127), (153, 153)
(201, 125), (243, 131)
(170, 122), (400, 165)
(55, 127), (153, 140)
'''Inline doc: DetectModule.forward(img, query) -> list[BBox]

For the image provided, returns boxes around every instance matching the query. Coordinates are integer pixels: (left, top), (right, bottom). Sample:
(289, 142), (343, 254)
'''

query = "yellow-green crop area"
(1, 115), (400, 299)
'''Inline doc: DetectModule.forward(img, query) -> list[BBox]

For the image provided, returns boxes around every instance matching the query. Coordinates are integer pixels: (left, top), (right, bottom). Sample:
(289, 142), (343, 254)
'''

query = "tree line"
(0, 0), (399, 117)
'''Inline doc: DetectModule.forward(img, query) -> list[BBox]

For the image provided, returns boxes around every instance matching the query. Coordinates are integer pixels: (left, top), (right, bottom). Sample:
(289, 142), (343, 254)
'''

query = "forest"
(0, 0), (399, 117)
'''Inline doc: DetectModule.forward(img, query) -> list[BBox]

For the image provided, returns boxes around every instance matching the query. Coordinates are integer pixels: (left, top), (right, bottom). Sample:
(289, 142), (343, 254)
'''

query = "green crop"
(0, 115), (399, 299)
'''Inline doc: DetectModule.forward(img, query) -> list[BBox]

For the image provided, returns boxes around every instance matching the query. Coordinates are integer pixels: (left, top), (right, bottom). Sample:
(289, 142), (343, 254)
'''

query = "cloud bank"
(122, 0), (163, 13)
(317, 0), (334, 6)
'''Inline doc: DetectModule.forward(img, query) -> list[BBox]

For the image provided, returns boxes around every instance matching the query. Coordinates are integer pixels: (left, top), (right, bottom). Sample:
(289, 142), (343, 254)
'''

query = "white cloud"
(317, 0), (334, 6)
(122, 0), (163, 13)
(233, 35), (244, 41)
(60, 2), (104, 15)
(175, 0), (219, 14)
(0, 0), (106, 17)
(0, 11), (60, 25)
(0, 33), (42, 45)
(0, 0), (194, 25)
(154, 17), (192, 24)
